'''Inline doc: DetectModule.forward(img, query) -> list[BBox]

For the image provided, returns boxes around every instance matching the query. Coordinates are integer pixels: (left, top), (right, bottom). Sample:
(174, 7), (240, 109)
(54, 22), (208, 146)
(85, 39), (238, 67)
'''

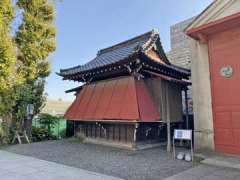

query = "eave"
(58, 52), (190, 83)
(58, 53), (139, 82)
(186, 10), (240, 41)
(139, 53), (190, 80)
(65, 86), (82, 93)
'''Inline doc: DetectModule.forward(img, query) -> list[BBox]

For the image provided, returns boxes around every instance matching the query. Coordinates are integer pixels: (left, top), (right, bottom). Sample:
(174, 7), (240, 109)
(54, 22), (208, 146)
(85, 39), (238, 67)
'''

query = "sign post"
(173, 129), (193, 161)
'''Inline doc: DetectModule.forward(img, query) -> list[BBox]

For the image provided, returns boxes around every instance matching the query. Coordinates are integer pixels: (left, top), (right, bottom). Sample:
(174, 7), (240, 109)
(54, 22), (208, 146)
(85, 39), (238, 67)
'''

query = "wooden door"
(209, 26), (240, 154)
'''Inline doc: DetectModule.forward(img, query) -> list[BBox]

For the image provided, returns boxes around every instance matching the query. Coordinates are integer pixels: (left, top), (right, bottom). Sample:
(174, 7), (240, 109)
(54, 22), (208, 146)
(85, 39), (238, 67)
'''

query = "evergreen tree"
(16, 0), (56, 81)
(0, 0), (18, 142)
(0, 0), (56, 141)
(0, 0), (16, 111)
(13, 0), (56, 135)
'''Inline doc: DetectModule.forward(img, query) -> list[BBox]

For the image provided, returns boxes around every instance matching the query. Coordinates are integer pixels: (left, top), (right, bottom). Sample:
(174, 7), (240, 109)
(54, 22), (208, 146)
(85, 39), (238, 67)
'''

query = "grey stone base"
(84, 137), (164, 150)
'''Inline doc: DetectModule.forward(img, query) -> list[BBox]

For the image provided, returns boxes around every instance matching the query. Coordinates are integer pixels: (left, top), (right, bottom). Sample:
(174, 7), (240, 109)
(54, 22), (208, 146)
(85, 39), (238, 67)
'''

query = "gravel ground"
(2, 139), (194, 180)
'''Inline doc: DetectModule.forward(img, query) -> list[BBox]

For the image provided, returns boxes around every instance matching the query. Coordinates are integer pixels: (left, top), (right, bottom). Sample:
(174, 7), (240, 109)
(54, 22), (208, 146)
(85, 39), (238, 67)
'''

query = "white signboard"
(174, 129), (192, 140)
(27, 104), (34, 115)
(173, 129), (193, 162)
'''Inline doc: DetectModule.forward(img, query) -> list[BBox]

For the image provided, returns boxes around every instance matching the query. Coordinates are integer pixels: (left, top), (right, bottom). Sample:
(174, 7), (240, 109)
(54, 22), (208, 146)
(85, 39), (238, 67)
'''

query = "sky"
(46, 0), (213, 102)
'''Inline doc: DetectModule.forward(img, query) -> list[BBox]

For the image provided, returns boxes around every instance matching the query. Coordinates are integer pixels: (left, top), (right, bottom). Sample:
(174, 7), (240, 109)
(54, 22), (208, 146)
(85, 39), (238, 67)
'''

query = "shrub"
(59, 128), (66, 139)
(0, 123), (8, 144)
(32, 126), (50, 142)
(0, 124), (3, 144)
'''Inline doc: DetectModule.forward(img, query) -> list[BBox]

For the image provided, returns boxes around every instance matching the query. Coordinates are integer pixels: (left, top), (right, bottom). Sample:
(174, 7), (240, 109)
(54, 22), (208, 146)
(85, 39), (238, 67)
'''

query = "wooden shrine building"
(58, 30), (191, 149)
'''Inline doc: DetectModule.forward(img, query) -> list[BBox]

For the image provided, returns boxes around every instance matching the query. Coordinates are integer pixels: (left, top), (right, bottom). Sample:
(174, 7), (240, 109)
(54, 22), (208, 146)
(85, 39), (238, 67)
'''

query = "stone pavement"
(3, 139), (192, 180)
(0, 150), (123, 180)
(202, 154), (240, 169)
(163, 164), (240, 180)
(164, 153), (240, 180)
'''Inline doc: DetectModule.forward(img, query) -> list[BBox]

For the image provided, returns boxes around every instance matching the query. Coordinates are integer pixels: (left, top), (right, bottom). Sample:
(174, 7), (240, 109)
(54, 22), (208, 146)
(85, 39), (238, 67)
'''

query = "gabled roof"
(186, 0), (240, 40)
(58, 30), (190, 82)
(186, 0), (239, 31)
(59, 30), (170, 76)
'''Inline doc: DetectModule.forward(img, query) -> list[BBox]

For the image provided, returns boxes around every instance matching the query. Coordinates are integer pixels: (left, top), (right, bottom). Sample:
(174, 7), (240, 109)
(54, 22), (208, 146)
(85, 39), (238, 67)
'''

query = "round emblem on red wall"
(220, 66), (233, 78)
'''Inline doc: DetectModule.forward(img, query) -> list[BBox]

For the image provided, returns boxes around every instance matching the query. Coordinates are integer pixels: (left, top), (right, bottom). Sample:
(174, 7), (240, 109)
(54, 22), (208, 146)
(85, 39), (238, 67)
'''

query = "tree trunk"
(1, 113), (12, 144)
(24, 116), (32, 138)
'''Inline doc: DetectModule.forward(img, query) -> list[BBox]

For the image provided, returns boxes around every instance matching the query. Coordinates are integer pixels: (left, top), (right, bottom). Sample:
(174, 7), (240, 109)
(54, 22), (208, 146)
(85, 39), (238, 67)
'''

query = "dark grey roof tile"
(60, 31), (155, 75)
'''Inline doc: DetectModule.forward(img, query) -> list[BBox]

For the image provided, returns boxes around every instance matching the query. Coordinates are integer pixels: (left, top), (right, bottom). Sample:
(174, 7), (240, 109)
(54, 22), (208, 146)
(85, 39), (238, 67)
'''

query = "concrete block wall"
(167, 17), (195, 115)
(167, 17), (195, 69)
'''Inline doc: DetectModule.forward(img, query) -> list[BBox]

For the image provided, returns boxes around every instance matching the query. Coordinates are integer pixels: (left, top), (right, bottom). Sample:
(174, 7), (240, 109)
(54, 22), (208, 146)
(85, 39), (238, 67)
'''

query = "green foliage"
(11, 80), (46, 131)
(16, 0), (56, 81)
(0, 0), (16, 106)
(59, 128), (66, 138)
(32, 113), (62, 142)
(0, 0), (14, 25)
(32, 126), (50, 141)
(0, 0), (56, 142)
(0, 123), (3, 143)
(0, 122), (9, 144)
(12, 0), (56, 135)
(37, 113), (60, 135)
(0, 0), (20, 142)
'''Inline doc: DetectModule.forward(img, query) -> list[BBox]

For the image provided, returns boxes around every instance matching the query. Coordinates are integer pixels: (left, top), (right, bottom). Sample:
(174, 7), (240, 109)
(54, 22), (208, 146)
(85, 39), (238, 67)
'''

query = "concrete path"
(163, 164), (240, 180)
(0, 150), (123, 180)
(202, 154), (240, 169)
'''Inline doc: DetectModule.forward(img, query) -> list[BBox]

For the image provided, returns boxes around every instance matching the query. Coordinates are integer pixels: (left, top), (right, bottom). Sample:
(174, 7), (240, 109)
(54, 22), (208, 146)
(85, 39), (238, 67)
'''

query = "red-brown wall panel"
(65, 76), (160, 122)
(136, 80), (160, 121)
(76, 84), (95, 119)
(94, 80), (116, 119)
(84, 82), (105, 120)
(105, 78), (129, 119)
(120, 77), (139, 120)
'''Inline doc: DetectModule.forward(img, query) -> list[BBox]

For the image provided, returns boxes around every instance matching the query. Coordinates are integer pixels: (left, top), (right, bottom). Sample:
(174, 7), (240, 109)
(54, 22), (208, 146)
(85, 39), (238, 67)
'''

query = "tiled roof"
(59, 30), (161, 76)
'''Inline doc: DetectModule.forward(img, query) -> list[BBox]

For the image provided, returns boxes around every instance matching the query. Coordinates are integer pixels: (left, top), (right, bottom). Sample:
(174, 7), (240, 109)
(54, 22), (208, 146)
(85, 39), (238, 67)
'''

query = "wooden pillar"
(166, 84), (171, 152)
(118, 125), (121, 141)
(113, 124), (115, 140)
(134, 123), (139, 143)
(184, 88), (189, 129)
(73, 121), (76, 137)
(125, 125), (127, 142)
(90, 123), (93, 137)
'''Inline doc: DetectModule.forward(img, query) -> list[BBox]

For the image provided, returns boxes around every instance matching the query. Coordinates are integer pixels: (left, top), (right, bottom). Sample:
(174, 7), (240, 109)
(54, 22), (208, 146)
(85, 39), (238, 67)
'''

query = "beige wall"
(187, 0), (240, 30)
(211, 0), (240, 22)
(190, 40), (215, 151)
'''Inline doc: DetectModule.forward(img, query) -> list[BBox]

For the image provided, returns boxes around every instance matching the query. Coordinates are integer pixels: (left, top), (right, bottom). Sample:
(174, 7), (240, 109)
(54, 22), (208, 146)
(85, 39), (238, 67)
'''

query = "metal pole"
(184, 88), (189, 129)
(191, 138), (194, 162)
(173, 134), (175, 159)
(58, 119), (60, 139)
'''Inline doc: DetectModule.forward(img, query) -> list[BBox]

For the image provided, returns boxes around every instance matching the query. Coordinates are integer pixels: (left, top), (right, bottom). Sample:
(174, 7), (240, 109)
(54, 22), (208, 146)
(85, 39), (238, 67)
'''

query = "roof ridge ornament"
(97, 30), (154, 56)
(141, 29), (159, 52)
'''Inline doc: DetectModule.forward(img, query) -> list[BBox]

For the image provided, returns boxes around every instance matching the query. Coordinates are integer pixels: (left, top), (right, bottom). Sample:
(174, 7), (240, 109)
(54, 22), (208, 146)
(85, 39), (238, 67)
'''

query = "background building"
(167, 17), (195, 69)
(41, 99), (72, 116)
(167, 17), (195, 117)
